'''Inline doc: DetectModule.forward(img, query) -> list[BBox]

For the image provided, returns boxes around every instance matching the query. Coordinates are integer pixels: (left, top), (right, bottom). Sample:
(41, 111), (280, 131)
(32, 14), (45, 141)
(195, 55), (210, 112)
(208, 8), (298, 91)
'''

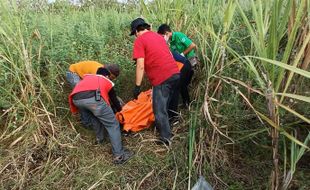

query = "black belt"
(73, 90), (96, 100)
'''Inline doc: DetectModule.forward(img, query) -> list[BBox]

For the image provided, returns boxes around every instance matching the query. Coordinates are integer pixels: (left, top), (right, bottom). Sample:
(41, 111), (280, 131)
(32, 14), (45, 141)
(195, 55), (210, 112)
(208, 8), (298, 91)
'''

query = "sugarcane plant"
(235, 0), (310, 189)
(0, 0), (56, 146)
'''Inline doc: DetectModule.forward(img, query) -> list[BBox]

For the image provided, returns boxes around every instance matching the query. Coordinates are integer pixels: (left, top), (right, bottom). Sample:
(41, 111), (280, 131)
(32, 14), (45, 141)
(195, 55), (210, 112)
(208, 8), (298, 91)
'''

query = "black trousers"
(179, 61), (193, 106)
(169, 52), (194, 119)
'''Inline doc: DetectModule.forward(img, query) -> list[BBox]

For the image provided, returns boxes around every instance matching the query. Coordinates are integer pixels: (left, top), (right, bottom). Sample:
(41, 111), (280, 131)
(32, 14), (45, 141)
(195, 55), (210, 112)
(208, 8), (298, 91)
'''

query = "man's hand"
(133, 85), (141, 99)
(134, 58), (144, 99)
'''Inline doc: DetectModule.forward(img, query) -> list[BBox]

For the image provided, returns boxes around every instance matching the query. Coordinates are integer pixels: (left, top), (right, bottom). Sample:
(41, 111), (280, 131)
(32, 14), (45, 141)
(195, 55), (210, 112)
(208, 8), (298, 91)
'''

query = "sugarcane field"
(0, 0), (310, 189)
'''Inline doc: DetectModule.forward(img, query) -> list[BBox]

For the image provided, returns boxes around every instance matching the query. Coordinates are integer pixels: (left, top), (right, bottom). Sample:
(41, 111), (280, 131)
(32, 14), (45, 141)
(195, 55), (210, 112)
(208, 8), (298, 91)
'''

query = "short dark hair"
(105, 64), (120, 78)
(96, 67), (110, 76)
(136, 23), (151, 33)
(157, 24), (171, 35)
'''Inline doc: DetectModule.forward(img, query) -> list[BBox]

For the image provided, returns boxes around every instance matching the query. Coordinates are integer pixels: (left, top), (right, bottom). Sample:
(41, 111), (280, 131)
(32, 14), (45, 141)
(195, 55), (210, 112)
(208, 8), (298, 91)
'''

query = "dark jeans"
(180, 62), (193, 106)
(171, 51), (193, 114)
(66, 71), (80, 88)
(153, 74), (180, 141)
(169, 64), (193, 119)
(66, 71), (92, 127)
(73, 97), (124, 156)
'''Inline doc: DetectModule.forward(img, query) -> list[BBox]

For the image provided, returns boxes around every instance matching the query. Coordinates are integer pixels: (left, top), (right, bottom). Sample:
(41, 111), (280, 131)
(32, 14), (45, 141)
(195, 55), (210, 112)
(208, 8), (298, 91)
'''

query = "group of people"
(67, 18), (198, 164)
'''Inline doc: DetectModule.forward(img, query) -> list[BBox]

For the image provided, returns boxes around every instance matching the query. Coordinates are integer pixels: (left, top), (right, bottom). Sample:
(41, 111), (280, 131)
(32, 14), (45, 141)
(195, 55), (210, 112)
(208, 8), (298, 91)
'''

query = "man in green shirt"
(158, 24), (198, 67)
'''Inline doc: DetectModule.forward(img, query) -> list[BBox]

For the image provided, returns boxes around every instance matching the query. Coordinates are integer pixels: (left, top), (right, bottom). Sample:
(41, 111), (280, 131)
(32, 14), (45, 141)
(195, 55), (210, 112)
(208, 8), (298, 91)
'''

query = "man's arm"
(135, 58), (145, 86)
(132, 58), (145, 99)
(108, 88), (122, 112)
(183, 42), (197, 56)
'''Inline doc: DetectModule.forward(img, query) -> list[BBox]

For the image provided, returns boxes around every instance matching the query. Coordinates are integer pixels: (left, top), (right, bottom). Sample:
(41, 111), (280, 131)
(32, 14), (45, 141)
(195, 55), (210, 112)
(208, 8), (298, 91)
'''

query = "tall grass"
(0, 0), (54, 145)
(0, 1), (137, 189)
(140, 0), (310, 189)
(0, 0), (133, 140)
(236, 0), (309, 189)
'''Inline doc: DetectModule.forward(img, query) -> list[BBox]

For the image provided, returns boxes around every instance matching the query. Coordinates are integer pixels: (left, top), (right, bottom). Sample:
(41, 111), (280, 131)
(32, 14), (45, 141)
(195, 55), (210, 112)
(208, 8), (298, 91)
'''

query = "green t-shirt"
(170, 32), (196, 58)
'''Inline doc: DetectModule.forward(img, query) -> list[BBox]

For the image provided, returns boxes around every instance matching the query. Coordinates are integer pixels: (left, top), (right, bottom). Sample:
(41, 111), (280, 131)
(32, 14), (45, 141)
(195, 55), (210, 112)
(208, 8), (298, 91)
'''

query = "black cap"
(96, 64), (120, 78)
(130, 17), (149, 36)
(105, 64), (120, 78)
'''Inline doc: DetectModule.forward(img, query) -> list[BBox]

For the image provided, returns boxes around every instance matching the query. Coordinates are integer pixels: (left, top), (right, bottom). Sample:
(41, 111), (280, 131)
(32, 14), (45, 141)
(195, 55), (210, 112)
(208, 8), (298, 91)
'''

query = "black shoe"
(169, 116), (180, 126)
(122, 131), (131, 137)
(155, 138), (172, 146)
(113, 149), (134, 165)
(93, 139), (104, 145)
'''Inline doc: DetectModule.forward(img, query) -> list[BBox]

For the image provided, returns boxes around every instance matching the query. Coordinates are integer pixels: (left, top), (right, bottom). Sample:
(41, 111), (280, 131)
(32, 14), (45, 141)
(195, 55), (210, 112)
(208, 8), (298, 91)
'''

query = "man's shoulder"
(83, 74), (97, 78)
(172, 31), (190, 43)
(134, 31), (150, 42)
(135, 31), (161, 45)
(173, 31), (187, 37)
(174, 31), (192, 44)
(141, 31), (160, 39)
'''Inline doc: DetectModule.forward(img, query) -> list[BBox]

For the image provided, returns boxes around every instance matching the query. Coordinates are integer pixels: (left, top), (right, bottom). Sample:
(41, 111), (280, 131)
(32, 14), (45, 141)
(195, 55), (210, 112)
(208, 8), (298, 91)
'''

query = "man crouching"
(68, 65), (133, 164)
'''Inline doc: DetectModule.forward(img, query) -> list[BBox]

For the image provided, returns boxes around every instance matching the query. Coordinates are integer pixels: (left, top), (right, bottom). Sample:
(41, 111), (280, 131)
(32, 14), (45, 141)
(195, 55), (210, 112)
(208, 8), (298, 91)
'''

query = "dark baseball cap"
(105, 64), (120, 78)
(130, 17), (150, 36)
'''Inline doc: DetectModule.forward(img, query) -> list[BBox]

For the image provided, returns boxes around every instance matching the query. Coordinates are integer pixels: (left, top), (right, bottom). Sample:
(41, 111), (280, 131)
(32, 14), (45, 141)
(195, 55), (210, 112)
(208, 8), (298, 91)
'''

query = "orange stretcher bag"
(116, 90), (155, 132)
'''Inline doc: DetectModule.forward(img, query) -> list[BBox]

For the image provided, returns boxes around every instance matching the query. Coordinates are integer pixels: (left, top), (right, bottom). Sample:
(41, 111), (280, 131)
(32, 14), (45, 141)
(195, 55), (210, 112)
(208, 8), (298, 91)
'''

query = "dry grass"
(0, 110), (189, 189)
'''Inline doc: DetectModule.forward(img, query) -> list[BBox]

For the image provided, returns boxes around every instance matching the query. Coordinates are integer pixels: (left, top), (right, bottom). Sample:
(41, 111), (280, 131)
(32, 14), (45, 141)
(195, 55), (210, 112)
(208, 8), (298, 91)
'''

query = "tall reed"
(140, 0), (310, 189)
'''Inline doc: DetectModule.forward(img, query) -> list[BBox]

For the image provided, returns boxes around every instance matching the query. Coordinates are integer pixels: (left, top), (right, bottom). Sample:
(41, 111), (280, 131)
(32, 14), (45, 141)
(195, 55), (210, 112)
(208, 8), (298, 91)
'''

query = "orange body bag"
(116, 90), (155, 132)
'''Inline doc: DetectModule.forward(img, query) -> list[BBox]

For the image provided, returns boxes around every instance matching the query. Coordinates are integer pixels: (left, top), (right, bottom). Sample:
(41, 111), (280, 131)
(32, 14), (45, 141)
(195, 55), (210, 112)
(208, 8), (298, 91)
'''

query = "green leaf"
(276, 102), (310, 124)
(256, 111), (310, 150)
(247, 56), (310, 79)
(276, 93), (310, 103)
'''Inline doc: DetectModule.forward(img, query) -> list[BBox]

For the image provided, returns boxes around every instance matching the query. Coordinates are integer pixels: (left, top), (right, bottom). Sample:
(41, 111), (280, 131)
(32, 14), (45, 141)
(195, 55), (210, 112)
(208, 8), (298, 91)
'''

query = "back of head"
(136, 23), (151, 33)
(96, 67), (110, 76)
(157, 24), (171, 35)
(105, 64), (120, 78)
(130, 17), (151, 35)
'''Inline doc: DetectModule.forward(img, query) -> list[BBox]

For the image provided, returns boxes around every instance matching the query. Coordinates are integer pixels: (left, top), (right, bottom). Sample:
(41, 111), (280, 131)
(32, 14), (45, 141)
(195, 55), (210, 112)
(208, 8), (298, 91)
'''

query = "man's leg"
(66, 72), (92, 128)
(167, 74), (181, 122)
(179, 66), (192, 106)
(73, 100), (105, 142)
(168, 79), (180, 120)
(180, 83), (190, 106)
(66, 71), (80, 88)
(89, 99), (124, 157)
(153, 74), (180, 141)
(80, 109), (93, 129)
(153, 85), (171, 141)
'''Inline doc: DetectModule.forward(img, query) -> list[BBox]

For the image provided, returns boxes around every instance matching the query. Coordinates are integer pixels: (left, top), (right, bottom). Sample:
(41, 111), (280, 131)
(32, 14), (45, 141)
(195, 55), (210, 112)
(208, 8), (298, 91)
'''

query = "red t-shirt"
(132, 31), (179, 86)
(68, 74), (113, 113)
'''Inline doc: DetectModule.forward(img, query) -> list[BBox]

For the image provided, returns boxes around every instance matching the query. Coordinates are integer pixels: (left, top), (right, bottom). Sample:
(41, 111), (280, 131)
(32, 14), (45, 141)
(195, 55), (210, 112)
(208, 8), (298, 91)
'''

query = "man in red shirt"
(69, 67), (133, 164)
(130, 18), (180, 145)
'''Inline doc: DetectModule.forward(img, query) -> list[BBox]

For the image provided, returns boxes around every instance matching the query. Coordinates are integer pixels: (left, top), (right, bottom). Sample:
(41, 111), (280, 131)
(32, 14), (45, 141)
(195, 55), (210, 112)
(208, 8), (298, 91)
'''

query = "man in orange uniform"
(66, 60), (104, 88)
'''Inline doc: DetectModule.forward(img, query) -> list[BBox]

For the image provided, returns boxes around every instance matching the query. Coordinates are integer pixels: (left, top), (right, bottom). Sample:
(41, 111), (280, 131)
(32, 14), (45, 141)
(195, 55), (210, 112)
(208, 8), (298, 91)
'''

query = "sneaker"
(113, 149), (134, 165)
